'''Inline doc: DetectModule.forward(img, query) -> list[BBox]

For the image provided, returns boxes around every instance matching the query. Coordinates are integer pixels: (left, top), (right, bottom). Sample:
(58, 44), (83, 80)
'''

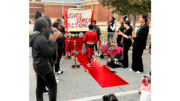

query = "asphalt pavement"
(29, 47), (151, 101)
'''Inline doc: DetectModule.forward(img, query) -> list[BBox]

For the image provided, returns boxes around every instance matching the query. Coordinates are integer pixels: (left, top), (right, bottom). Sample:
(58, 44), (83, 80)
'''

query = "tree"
(99, 0), (113, 23)
(98, 0), (151, 33)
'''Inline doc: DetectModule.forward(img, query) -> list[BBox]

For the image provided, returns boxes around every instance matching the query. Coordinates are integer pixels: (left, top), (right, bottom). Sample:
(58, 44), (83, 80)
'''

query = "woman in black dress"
(119, 20), (132, 68)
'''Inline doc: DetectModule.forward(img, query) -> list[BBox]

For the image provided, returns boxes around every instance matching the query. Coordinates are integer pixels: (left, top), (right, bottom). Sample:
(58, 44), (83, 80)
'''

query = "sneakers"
(87, 63), (91, 67)
(43, 89), (49, 94)
(129, 69), (133, 71)
(136, 71), (142, 74)
(129, 69), (142, 73)
(57, 70), (64, 75)
(95, 52), (97, 55)
(56, 79), (59, 83)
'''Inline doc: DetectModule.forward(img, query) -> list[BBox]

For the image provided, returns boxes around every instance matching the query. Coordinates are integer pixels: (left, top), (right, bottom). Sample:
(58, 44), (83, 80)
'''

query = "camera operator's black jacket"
(29, 31), (58, 76)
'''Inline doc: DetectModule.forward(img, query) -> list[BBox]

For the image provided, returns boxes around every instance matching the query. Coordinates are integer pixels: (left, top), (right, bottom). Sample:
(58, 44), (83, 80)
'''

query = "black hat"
(125, 20), (130, 26)
(123, 15), (127, 21)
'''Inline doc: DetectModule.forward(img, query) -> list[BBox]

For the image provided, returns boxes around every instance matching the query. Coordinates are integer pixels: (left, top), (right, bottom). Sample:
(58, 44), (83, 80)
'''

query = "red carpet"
(76, 53), (129, 88)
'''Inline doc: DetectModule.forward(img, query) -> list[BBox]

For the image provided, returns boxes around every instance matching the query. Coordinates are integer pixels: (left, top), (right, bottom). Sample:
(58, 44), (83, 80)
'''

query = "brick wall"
(29, 8), (43, 16)
(29, 0), (43, 18)
(43, 5), (76, 18)
(29, 3), (42, 7)
(93, 4), (98, 22)
(29, 0), (151, 22)
(44, 5), (62, 18)
(29, 0), (41, 1)
(85, 4), (114, 22)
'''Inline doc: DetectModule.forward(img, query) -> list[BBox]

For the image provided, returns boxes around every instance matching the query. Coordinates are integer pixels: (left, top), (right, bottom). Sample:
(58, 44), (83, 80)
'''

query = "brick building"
(29, 0), (151, 23)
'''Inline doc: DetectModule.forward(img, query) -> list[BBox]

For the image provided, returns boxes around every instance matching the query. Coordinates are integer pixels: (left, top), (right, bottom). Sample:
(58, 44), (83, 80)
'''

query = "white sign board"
(67, 9), (93, 32)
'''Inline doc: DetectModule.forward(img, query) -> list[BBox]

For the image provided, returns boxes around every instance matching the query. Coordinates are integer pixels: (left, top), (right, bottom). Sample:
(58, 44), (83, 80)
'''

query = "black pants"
(123, 43), (131, 67)
(94, 38), (99, 51)
(117, 36), (123, 47)
(55, 49), (63, 72)
(36, 71), (57, 101)
(86, 43), (94, 63)
(132, 47), (144, 72)
(94, 43), (97, 51)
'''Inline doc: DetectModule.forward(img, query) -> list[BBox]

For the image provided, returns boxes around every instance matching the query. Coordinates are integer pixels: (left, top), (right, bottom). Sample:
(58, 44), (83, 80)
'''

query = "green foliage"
(98, 0), (151, 16)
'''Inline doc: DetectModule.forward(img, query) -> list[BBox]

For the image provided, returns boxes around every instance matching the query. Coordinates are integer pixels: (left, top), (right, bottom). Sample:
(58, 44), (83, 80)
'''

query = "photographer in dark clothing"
(30, 18), (62, 101)
(35, 16), (55, 94)
(130, 15), (149, 73)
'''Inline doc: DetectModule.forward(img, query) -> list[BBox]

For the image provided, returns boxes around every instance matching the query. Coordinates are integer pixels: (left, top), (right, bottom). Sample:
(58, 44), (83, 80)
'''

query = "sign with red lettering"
(67, 9), (93, 32)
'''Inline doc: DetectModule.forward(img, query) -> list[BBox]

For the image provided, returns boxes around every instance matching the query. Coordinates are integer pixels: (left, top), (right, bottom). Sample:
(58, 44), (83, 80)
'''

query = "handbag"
(82, 43), (87, 54)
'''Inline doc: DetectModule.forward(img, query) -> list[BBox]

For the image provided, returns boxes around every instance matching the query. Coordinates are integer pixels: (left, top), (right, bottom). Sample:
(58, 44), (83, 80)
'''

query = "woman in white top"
(107, 16), (116, 45)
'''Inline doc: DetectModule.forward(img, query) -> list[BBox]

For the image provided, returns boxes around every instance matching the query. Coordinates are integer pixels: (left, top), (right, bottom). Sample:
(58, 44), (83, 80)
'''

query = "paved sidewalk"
(29, 47), (151, 101)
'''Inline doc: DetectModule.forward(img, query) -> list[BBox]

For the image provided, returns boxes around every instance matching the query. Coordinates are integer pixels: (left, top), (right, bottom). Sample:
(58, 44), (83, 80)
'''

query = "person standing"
(92, 20), (101, 55)
(107, 16), (116, 45)
(33, 11), (43, 32)
(83, 24), (98, 67)
(117, 15), (127, 47)
(58, 19), (66, 55)
(149, 43), (151, 76)
(119, 20), (133, 68)
(130, 15), (149, 73)
(54, 19), (66, 54)
(44, 16), (52, 40)
(37, 16), (55, 94)
(52, 22), (67, 75)
(30, 18), (62, 101)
